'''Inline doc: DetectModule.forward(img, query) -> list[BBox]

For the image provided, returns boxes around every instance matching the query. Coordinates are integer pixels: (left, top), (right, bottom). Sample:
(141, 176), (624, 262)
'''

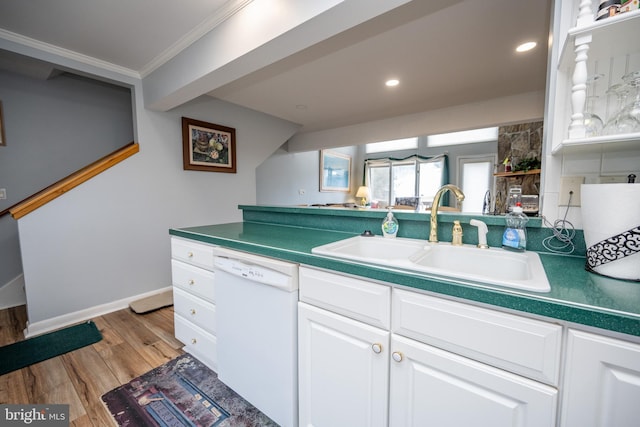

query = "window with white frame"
(366, 156), (445, 207)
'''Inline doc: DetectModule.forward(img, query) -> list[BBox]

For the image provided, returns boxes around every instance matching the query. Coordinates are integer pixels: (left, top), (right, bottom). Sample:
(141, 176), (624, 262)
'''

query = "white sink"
(311, 235), (426, 263)
(408, 243), (550, 292)
(312, 236), (550, 293)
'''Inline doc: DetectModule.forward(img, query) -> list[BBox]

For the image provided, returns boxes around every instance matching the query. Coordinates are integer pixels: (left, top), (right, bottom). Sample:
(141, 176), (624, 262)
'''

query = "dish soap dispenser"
(381, 209), (399, 238)
(502, 202), (528, 251)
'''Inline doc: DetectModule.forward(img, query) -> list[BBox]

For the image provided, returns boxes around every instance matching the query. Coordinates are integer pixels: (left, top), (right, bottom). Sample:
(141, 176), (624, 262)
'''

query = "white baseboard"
(23, 286), (173, 338)
(0, 274), (26, 310)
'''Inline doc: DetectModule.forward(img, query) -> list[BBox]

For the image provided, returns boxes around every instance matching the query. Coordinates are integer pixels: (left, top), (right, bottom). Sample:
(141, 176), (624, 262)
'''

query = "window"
(366, 156), (445, 206)
(366, 137), (418, 154)
(458, 155), (496, 213)
(427, 127), (498, 147)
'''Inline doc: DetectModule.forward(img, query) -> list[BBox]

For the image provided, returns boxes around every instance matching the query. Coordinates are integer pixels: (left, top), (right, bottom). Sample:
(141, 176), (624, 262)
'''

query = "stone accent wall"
(496, 121), (543, 214)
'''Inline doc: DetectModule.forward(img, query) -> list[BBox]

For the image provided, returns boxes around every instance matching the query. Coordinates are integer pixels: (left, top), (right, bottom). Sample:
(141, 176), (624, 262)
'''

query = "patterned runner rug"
(102, 353), (278, 426)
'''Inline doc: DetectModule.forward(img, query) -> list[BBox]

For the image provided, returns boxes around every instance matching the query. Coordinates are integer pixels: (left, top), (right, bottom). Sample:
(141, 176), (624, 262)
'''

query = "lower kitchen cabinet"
(389, 334), (557, 426)
(560, 330), (640, 427)
(298, 267), (559, 427)
(298, 302), (389, 427)
(171, 236), (218, 371)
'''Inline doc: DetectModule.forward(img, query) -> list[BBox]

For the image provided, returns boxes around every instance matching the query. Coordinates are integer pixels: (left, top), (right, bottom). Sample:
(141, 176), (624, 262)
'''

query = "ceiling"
(0, 0), (551, 134)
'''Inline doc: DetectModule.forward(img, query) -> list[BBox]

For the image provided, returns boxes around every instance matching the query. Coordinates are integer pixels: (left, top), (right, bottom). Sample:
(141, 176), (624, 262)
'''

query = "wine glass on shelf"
(583, 74), (604, 137)
(602, 82), (637, 136)
(615, 71), (640, 133)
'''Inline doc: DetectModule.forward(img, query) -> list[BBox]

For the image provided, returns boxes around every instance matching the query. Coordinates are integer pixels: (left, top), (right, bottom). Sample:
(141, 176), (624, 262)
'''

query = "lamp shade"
(355, 186), (370, 199)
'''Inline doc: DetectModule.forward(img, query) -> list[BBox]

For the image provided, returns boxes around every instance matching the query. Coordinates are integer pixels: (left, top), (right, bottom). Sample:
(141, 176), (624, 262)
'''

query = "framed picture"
(182, 117), (236, 173)
(320, 149), (351, 192)
(0, 101), (6, 146)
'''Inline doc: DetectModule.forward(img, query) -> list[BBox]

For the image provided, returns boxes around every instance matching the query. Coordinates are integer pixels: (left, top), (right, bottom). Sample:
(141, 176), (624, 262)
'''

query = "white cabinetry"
(389, 334), (557, 427)
(170, 236), (217, 370)
(298, 267), (559, 427)
(390, 289), (559, 427)
(298, 267), (390, 427)
(298, 303), (389, 427)
(551, 3), (640, 154)
(560, 330), (640, 427)
(392, 289), (562, 385)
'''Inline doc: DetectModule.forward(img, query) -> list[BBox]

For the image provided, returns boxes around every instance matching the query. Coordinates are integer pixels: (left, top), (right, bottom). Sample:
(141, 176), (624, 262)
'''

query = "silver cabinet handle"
(372, 343), (383, 354)
(190, 309), (196, 315)
(191, 338), (197, 344)
(392, 351), (403, 362)
(188, 279), (195, 285)
(187, 252), (194, 258)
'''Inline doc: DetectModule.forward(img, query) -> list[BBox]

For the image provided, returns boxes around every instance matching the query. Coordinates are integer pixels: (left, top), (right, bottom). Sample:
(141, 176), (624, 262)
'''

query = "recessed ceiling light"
(385, 79), (400, 87)
(516, 41), (537, 53)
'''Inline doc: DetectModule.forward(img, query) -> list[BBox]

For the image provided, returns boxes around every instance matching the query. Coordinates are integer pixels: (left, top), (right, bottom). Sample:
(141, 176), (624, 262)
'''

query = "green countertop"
(170, 221), (640, 338)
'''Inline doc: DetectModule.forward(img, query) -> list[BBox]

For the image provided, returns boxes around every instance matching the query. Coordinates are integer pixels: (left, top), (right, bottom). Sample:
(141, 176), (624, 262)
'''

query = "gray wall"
(17, 91), (299, 332)
(0, 70), (133, 289)
(256, 137), (497, 206)
(257, 144), (363, 205)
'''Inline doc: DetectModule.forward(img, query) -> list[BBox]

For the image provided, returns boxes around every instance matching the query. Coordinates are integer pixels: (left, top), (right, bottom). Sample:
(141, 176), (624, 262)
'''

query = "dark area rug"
(0, 320), (102, 376)
(102, 353), (279, 427)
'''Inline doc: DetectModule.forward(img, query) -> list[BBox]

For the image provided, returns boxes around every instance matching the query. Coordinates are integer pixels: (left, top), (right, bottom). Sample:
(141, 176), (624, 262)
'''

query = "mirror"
(257, 120), (543, 216)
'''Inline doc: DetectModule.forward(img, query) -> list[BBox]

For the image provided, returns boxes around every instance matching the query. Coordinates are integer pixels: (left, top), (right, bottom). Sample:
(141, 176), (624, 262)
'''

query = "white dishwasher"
(212, 247), (299, 427)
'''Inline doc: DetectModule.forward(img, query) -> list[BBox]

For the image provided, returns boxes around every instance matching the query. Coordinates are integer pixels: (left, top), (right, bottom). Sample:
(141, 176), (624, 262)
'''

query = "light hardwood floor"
(0, 305), (184, 426)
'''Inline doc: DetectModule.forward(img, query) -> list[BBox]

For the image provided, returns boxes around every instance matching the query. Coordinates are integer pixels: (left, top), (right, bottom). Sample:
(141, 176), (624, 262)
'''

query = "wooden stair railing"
(0, 142), (139, 220)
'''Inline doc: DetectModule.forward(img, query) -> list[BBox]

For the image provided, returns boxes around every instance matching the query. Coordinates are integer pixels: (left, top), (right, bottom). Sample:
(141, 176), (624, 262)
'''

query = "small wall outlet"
(559, 176), (583, 206)
(0, 188), (6, 200)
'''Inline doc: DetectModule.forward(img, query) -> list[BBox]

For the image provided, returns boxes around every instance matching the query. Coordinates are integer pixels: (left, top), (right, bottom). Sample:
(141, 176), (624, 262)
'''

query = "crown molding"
(0, 28), (140, 80)
(139, 0), (254, 77)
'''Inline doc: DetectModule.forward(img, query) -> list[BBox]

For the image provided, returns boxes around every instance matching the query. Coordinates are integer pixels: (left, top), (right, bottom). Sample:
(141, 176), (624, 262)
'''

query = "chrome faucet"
(482, 189), (491, 215)
(429, 184), (465, 243)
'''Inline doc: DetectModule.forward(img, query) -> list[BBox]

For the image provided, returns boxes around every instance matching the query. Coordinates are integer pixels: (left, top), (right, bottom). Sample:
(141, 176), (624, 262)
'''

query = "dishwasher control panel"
(214, 256), (296, 291)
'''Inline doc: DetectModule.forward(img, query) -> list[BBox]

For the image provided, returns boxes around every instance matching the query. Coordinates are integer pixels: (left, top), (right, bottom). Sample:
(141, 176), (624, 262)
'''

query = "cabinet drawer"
(299, 266), (391, 329)
(171, 237), (215, 270)
(173, 287), (216, 335)
(392, 288), (562, 385)
(174, 315), (217, 371)
(171, 259), (215, 303)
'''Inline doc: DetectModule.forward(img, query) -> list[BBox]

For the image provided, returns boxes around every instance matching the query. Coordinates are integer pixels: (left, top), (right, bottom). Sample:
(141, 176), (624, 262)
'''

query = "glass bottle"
(502, 203), (528, 252)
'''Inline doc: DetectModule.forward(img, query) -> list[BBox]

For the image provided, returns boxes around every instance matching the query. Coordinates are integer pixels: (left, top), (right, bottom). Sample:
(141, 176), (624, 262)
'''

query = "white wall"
(17, 92), (299, 334)
(0, 70), (134, 291)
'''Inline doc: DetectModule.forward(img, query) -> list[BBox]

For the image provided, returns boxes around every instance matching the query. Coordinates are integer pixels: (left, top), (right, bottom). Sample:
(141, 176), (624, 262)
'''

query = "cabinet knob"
(191, 338), (197, 344)
(371, 343), (383, 354)
(392, 351), (403, 362)
(187, 252), (194, 258)
(190, 308), (196, 315)
(188, 279), (195, 286)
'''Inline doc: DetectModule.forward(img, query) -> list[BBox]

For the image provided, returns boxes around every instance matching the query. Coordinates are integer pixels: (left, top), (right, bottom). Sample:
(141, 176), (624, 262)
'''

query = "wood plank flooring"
(0, 305), (184, 426)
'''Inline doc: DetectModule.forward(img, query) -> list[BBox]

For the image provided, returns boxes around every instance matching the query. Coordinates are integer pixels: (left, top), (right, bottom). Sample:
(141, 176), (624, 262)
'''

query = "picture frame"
(0, 101), (6, 147)
(320, 149), (351, 192)
(182, 117), (236, 173)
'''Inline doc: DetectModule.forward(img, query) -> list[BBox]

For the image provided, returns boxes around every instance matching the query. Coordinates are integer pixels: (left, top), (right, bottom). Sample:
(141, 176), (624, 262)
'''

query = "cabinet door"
(389, 334), (557, 427)
(298, 302), (389, 427)
(560, 330), (640, 427)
